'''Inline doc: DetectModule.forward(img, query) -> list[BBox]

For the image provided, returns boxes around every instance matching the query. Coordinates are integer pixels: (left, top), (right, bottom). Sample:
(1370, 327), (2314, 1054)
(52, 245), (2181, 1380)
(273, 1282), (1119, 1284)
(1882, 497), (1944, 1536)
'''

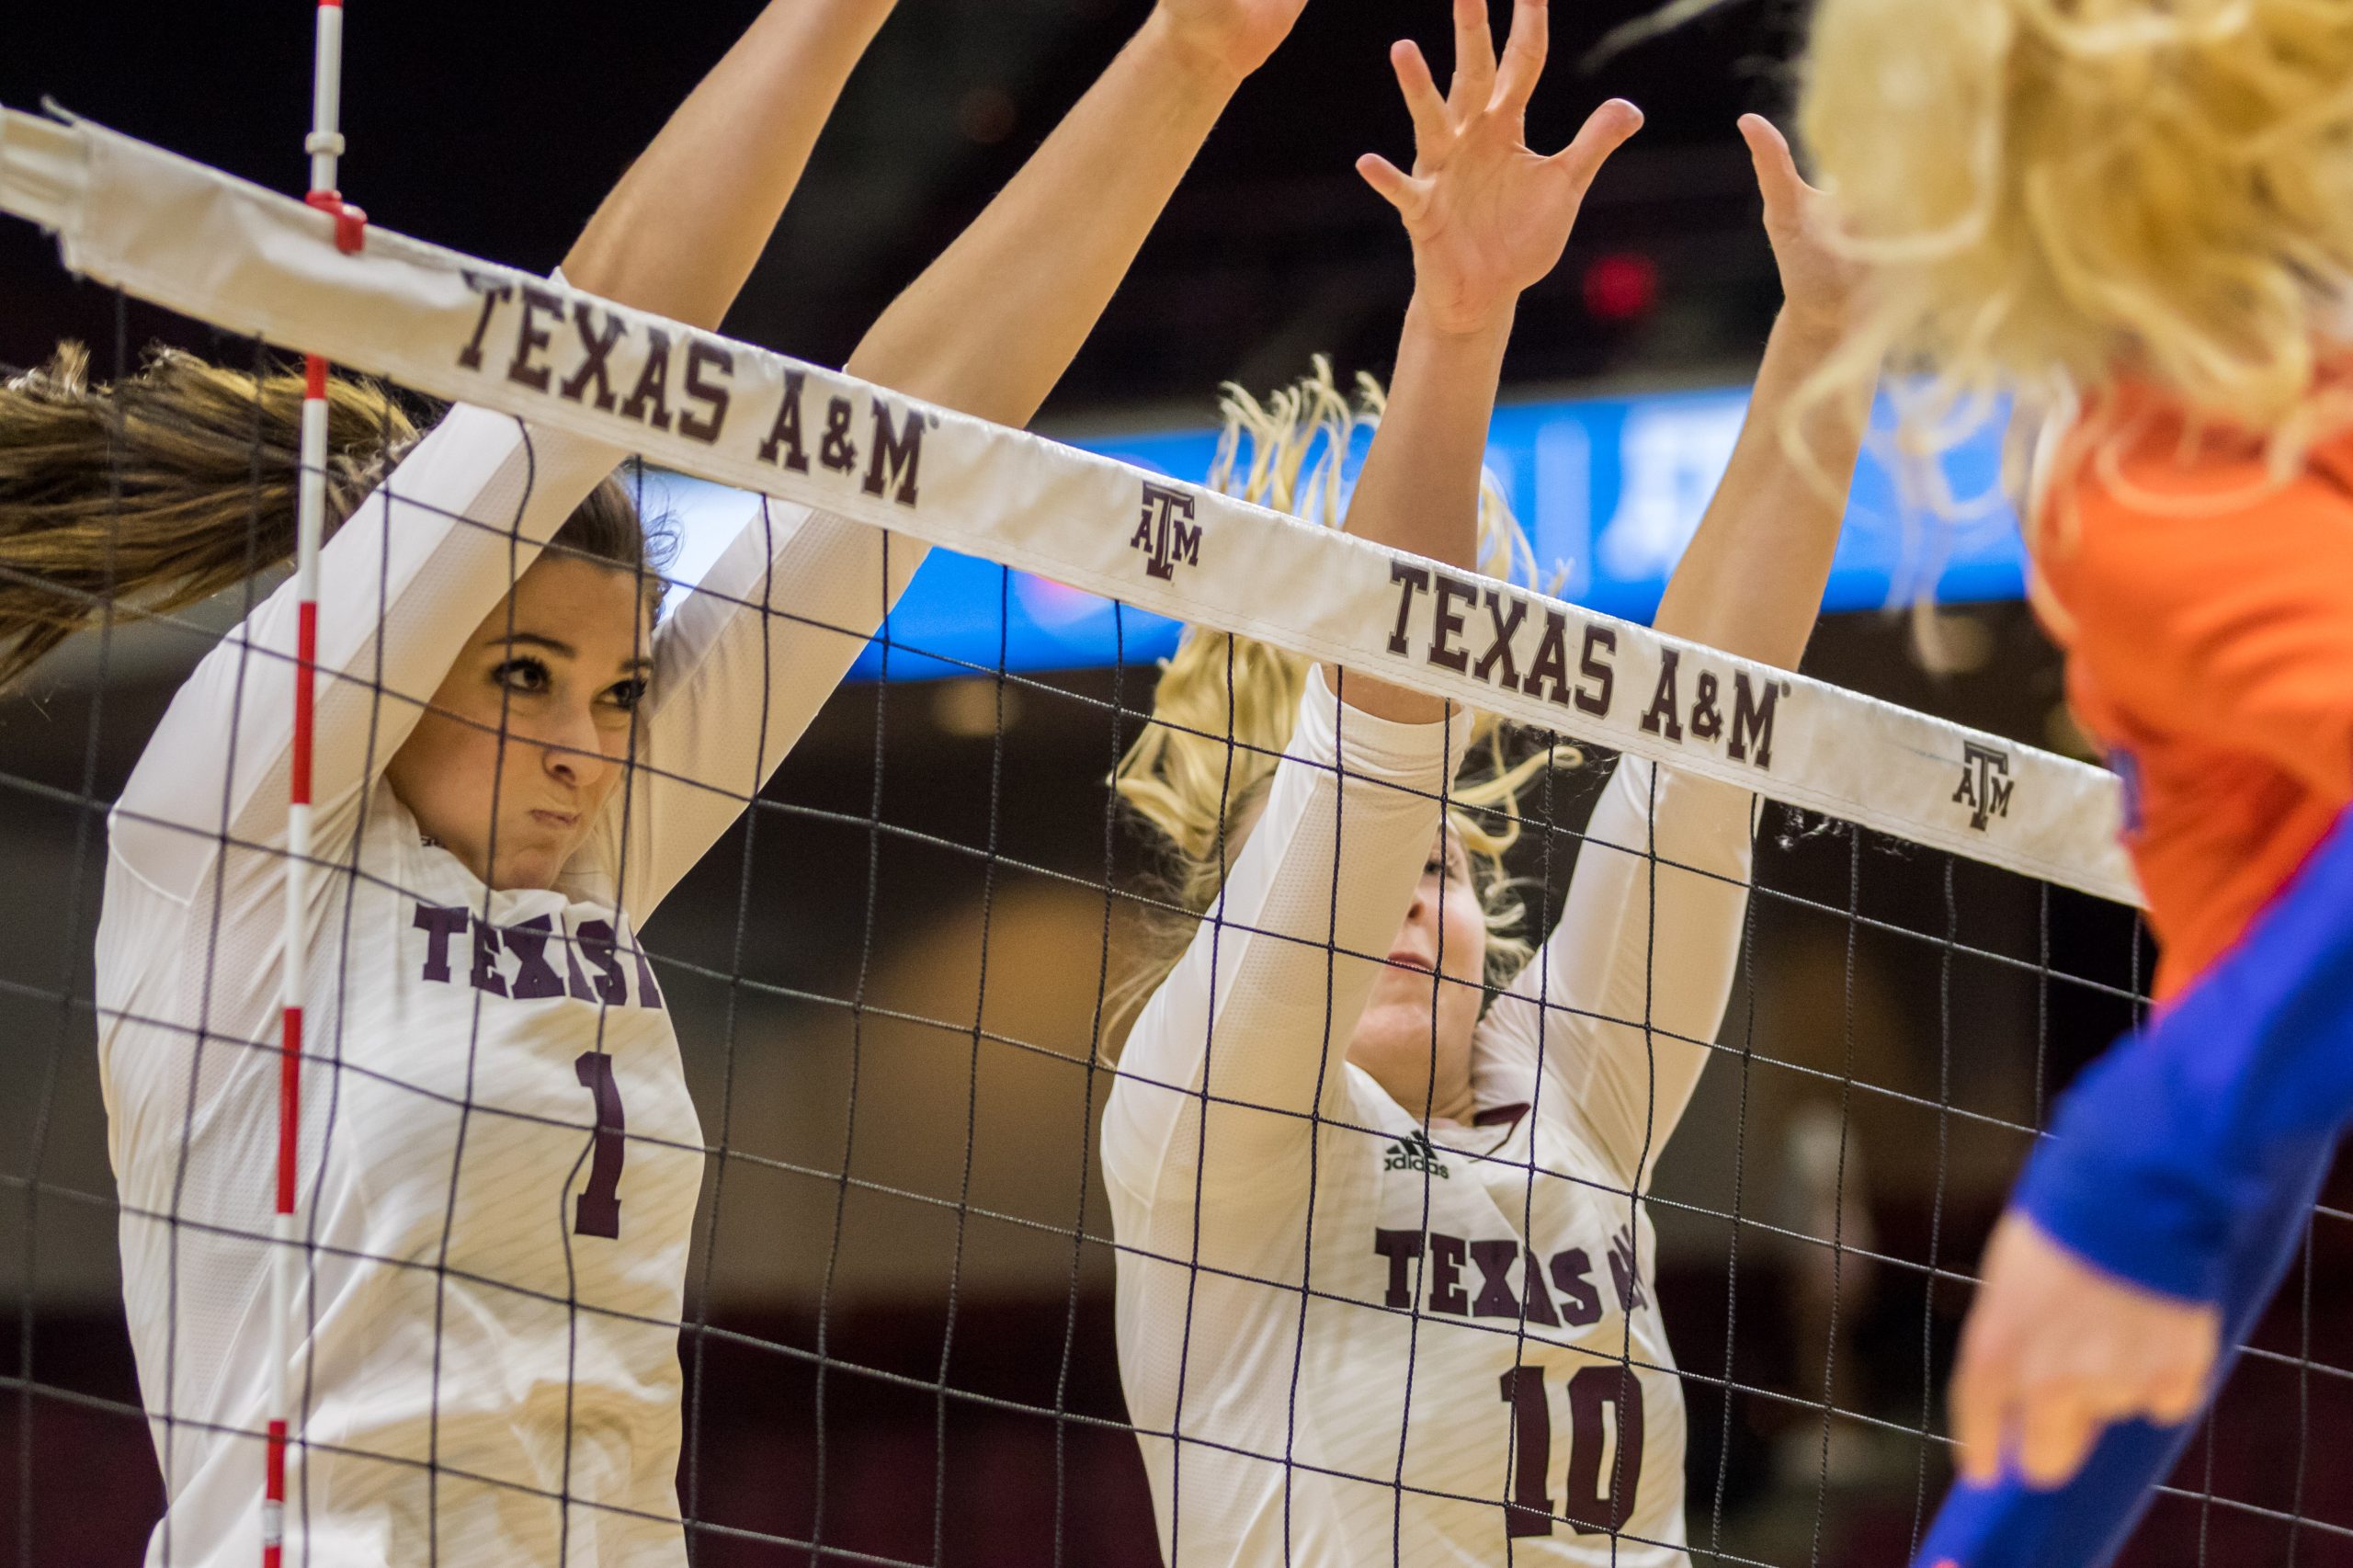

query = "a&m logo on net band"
(1953, 741), (2015, 831)
(1131, 483), (1201, 581)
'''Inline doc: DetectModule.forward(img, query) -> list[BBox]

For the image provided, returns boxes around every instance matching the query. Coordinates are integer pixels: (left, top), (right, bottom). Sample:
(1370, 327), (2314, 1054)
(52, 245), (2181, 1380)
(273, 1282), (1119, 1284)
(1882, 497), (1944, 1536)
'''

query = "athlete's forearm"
(1653, 308), (1867, 670)
(1102, 670), (1469, 1195)
(1330, 299), (1514, 724)
(561, 0), (897, 331)
(1501, 756), (1753, 1179)
(2016, 801), (2353, 1302)
(844, 12), (1243, 425)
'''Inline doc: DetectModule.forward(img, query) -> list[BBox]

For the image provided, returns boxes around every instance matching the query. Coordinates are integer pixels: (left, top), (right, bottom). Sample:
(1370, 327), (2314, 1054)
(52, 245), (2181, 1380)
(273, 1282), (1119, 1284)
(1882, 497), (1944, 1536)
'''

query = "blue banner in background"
(647, 385), (2026, 683)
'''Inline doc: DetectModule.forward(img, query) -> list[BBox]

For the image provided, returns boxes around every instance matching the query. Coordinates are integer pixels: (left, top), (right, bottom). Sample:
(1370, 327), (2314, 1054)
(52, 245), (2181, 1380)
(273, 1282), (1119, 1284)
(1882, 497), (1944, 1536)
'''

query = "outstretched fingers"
(1548, 97), (1643, 192)
(1449, 0), (1497, 116)
(2016, 1389), (2103, 1491)
(2145, 1346), (2212, 1427)
(1391, 40), (1455, 157)
(1493, 0), (1551, 116)
(1737, 113), (1813, 219)
(1357, 153), (1427, 219)
(1948, 1325), (2007, 1483)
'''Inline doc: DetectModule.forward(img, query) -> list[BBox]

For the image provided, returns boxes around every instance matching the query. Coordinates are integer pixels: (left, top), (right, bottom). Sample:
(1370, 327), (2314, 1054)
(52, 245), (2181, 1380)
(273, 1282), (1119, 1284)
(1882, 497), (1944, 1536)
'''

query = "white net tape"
(0, 103), (2139, 911)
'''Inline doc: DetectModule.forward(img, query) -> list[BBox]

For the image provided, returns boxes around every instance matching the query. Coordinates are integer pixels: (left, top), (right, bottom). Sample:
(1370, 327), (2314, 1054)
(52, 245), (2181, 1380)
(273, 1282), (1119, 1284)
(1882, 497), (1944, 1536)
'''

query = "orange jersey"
(2032, 387), (2353, 998)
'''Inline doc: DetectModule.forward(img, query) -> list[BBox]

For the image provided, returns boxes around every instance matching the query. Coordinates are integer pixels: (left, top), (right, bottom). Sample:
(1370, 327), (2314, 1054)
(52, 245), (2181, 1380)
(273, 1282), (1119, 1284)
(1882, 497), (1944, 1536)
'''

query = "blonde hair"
(0, 343), (663, 688)
(1792, 0), (2353, 503)
(1107, 361), (1572, 1046)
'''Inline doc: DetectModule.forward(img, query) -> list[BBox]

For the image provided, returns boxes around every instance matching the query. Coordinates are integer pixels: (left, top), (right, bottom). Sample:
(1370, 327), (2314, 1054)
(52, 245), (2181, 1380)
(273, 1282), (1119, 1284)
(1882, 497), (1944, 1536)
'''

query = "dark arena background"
(3, 3), (2350, 1565)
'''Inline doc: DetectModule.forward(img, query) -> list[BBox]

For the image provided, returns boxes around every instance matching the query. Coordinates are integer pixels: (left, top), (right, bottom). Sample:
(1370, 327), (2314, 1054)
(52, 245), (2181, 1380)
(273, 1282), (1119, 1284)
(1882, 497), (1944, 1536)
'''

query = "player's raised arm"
(1476, 112), (1867, 1180)
(560, 0), (898, 327)
(843, 0), (1311, 424)
(100, 0), (900, 899)
(604, 0), (1326, 915)
(1648, 114), (1864, 668)
(1104, 0), (1643, 1191)
(1338, 0), (1641, 721)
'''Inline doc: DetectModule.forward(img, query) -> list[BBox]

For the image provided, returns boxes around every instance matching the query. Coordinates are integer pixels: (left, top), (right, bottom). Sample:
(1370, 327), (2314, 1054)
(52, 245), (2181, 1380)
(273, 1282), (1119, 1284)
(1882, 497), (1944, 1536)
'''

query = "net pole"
(268, 4), (360, 1564)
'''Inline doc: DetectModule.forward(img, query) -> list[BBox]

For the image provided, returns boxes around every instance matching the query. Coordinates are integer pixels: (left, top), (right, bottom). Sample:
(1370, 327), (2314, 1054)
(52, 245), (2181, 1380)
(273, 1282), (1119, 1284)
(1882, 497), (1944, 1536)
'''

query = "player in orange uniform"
(1786, 0), (2353, 1563)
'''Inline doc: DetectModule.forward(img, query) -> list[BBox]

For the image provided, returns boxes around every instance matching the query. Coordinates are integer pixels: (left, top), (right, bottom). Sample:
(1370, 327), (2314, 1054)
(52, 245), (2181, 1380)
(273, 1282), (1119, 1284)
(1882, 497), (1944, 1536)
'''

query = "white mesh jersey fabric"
(1104, 668), (1756, 1566)
(94, 403), (924, 1567)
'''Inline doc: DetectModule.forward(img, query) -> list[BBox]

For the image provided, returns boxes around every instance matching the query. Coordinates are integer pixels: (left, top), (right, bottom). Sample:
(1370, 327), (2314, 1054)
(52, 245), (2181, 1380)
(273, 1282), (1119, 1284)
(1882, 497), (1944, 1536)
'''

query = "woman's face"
(1346, 824), (1489, 1126)
(385, 554), (651, 892)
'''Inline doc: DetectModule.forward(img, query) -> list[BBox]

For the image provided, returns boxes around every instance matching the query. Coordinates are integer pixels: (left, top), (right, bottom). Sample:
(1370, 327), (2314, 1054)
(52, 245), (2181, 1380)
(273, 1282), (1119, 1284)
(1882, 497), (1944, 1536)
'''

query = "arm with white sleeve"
(1473, 756), (1757, 1187)
(1474, 116), (1868, 1184)
(1103, 676), (1472, 1206)
(607, 0), (1324, 917)
(111, 0), (897, 902)
(1102, 0), (1643, 1209)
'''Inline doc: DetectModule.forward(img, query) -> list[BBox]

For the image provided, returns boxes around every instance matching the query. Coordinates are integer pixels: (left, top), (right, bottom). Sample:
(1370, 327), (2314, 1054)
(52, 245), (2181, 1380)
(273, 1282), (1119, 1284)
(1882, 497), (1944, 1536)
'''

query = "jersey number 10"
(1497, 1366), (1644, 1539)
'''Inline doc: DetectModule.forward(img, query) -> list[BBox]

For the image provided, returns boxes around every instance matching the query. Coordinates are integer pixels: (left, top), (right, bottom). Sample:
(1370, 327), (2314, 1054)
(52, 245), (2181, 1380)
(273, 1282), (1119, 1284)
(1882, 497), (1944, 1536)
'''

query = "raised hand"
(1150, 0), (1313, 83)
(1738, 113), (1861, 337)
(1950, 1210), (2221, 1490)
(1358, 0), (1643, 335)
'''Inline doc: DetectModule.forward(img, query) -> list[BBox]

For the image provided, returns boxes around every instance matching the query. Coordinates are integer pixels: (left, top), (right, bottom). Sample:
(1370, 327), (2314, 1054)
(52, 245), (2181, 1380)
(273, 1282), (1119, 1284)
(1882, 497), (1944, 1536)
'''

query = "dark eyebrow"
(483, 631), (575, 658)
(484, 631), (654, 676)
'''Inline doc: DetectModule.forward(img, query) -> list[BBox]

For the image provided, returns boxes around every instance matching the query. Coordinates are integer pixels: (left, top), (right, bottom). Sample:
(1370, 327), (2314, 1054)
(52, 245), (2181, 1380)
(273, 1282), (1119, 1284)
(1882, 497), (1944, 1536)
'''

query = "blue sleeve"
(2013, 801), (2353, 1301)
(1915, 802), (2353, 1568)
(1915, 1139), (2331, 1568)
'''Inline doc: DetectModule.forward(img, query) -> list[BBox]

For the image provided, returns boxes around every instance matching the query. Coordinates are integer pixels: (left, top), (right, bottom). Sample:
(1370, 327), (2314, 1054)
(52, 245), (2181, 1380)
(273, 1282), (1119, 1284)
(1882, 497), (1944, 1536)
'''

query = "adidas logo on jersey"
(1382, 1130), (1450, 1180)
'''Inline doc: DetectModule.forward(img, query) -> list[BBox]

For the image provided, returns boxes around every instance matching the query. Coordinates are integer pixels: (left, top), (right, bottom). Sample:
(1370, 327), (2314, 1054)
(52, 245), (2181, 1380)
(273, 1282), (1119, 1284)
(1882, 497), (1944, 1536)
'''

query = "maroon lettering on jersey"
(1497, 1367), (1555, 1539)
(1495, 1365), (1646, 1543)
(572, 1051), (627, 1240)
(1373, 1228), (1424, 1311)
(1563, 1367), (1643, 1535)
(468, 916), (508, 998)
(628, 937), (666, 1011)
(1470, 1239), (1524, 1318)
(574, 920), (630, 1006)
(412, 903), (469, 983)
(1549, 1249), (1603, 1328)
(1606, 1224), (1646, 1312)
(1519, 1245), (1562, 1327)
(1428, 1233), (1469, 1315)
(504, 915), (567, 1000)
(407, 903), (662, 1008)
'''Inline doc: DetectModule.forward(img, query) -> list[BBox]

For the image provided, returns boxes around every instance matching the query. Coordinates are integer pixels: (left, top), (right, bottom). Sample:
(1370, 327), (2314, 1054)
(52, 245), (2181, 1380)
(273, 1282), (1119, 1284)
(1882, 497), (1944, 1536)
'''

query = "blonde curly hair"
(1791, 0), (2353, 512)
(1107, 361), (1573, 1047)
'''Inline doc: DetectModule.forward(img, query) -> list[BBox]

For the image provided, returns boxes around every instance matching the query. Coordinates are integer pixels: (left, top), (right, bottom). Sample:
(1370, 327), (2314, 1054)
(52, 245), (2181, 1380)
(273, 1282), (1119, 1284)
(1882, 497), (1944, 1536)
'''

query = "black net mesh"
(0, 304), (2348, 1568)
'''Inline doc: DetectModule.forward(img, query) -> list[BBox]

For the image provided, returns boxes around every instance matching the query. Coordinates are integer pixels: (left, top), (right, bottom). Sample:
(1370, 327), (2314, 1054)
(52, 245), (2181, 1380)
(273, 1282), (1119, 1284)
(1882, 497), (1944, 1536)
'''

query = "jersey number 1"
(574, 1051), (627, 1239)
(1497, 1366), (1644, 1539)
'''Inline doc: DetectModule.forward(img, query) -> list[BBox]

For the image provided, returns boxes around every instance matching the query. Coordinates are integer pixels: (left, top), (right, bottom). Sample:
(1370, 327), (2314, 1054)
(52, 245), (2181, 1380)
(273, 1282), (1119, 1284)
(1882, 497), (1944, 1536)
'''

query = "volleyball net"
(1, 101), (2347, 1568)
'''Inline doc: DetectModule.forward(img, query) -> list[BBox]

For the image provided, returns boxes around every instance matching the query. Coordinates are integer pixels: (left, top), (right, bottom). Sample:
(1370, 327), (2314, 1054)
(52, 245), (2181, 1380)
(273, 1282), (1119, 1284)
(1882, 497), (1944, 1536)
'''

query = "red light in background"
(1582, 252), (1660, 323)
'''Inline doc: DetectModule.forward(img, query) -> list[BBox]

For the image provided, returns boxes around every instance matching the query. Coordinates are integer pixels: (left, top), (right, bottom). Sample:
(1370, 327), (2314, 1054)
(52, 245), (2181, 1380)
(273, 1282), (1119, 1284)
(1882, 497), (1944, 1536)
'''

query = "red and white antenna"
(270, 2), (363, 1562)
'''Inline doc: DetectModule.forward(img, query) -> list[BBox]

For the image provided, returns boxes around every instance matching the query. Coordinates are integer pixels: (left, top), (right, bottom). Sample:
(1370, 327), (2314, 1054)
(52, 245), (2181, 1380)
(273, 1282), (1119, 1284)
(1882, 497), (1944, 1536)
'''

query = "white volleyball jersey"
(96, 403), (925, 1567)
(1105, 668), (1757, 1566)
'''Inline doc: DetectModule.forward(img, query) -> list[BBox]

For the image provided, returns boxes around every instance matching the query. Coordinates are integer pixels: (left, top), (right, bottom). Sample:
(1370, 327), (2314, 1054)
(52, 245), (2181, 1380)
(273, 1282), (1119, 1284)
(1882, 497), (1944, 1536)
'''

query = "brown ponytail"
(0, 343), (664, 687)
